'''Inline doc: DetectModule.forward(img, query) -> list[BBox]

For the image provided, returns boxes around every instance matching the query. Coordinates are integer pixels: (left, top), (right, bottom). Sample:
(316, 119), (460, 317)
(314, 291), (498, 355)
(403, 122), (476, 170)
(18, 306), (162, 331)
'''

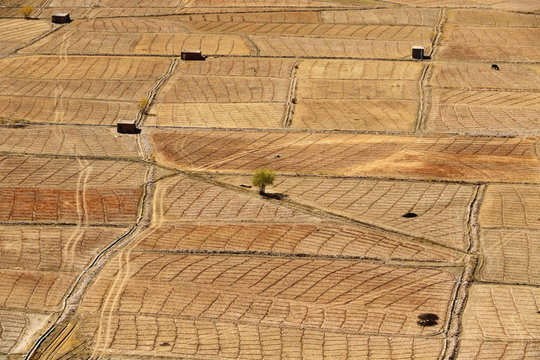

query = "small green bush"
(20, 6), (33, 19)
(137, 97), (150, 112)
(252, 168), (275, 195)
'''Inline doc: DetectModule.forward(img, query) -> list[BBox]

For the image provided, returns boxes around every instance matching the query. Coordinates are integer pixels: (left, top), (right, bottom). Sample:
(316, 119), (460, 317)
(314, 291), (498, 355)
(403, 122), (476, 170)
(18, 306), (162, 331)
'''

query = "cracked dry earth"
(0, 0), (539, 359)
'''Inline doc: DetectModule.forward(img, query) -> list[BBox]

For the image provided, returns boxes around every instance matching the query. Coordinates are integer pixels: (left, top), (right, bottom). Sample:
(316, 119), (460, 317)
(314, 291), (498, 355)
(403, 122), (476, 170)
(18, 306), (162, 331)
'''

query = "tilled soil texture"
(1, 1), (539, 359)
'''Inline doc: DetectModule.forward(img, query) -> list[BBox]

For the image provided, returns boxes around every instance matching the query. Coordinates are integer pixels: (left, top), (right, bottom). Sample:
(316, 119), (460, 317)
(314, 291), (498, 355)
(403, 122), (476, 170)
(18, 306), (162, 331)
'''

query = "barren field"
(150, 129), (540, 182)
(446, 9), (540, 27)
(426, 62), (540, 136)
(426, 89), (540, 136)
(439, 9), (540, 62)
(0, 126), (139, 157)
(388, 0), (540, 12)
(293, 59), (423, 131)
(0, 56), (171, 125)
(20, 17), (254, 56)
(0, 19), (52, 55)
(461, 284), (540, 341)
(72, 251), (455, 358)
(147, 57), (295, 128)
(20, 8), (434, 59)
(479, 184), (540, 229)
(1, 1), (539, 359)
(153, 175), (320, 222)
(134, 222), (460, 261)
(216, 175), (477, 250)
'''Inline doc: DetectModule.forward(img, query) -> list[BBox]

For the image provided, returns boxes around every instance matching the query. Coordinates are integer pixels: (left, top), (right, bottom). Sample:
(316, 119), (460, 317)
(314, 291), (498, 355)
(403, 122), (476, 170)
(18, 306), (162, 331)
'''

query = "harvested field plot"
(184, 0), (356, 7)
(480, 185), (540, 229)
(446, 9), (540, 27)
(149, 57), (295, 128)
(0, 226), (128, 272)
(426, 63), (540, 135)
(292, 59), (422, 131)
(1, 0), (45, 6)
(135, 222), (460, 261)
(478, 229), (540, 285)
(33, 0), (185, 19)
(69, 250), (454, 359)
(0, 310), (52, 355)
(293, 99), (418, 131)
(0, 96), (137, 126)
(179, 11), (322, 23)
(66, 17), (195, 33)
(0, 156), (151, 225)
(438, 26), (540, 62)
(461, 284), (540, 341)
(296, 59), (423, 80)
(86, 0), (184, 6)
(0, 8), (22, 18)
(0, 126), (138, 158)
(0, 270), (75, 312)
(0, 56), (170, 125)
(150, 129), (540, 182)
(79, 253), (456, 334)
(20, 10), (435, 59)
(148, 103), (286, 128)
(21, 18), (252, 56)
(320, 8), (440, 26)
(38, 7), (184, 19)
(158, 75), (290, 103)
(154, 176), (319, 223)
(0, 187), (142, 224)
(78, 315), (444, 360)
(457, 340), (540, 360)
(426, 89), (540, 136)
(173, 57), (296, 78)
(20, 13), (434, 59)
(0, 19), (52, 55)
(252, 35), (431, 59)
(183, 22), (434, 41)
(0, 78), (152, 101)
(388, 0), (540, 12)
(298, 79), (417, 99)
(0, 1), (46, 18)
(0, 226), (127, 354)
(429, 63), (540, 91)
(0, 156), (149, 189)
(47, 0), (180, 6)
(178, 6), (433, 23)
(219, 175), (476, 250)
(0, 56), (170, 80)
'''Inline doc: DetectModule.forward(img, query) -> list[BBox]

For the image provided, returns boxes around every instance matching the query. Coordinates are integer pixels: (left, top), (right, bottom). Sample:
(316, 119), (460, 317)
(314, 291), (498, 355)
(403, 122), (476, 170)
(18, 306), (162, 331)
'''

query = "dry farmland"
(1, 0), (539, 360)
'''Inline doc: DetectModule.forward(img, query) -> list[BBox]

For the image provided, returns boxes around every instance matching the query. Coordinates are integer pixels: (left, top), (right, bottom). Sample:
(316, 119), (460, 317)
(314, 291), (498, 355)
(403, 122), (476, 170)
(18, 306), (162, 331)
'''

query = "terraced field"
(292, 59), (423, 131)
(147, 58), (295, 128)
(134, 222), (460, 261)
(0, 19), (52, 55)
(216, 175), (477, 250)
(150, 129), (540, 182)
(1, 0), (539, 359)
(0, 56), (171, 126)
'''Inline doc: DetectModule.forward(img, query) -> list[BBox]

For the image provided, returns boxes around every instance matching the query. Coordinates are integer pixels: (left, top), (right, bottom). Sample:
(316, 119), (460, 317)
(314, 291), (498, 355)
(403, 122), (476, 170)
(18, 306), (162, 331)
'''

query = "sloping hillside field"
(0, 0), (539, 359)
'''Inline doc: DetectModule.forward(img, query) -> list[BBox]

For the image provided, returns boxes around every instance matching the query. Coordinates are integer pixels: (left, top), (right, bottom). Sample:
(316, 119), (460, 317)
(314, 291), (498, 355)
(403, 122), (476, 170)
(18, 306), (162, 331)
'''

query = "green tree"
(252, 168), (275, 195)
